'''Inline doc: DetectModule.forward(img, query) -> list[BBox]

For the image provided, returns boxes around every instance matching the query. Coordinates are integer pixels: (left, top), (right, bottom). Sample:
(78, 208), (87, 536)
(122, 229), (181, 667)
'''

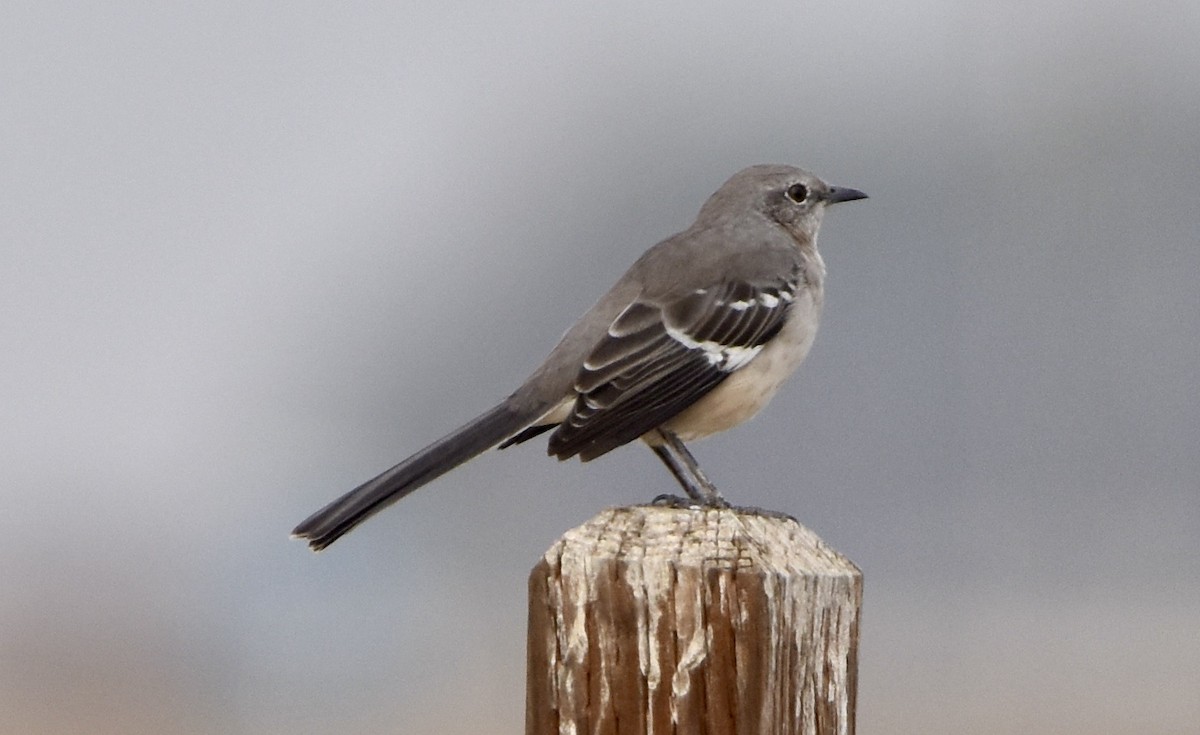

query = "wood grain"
(527, 505), (862, 735)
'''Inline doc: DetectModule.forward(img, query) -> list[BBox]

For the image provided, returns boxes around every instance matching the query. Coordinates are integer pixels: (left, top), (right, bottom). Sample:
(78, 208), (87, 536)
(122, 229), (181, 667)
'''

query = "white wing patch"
(665, 325), (764, 371)
(654, 282), (801, 372)
(697, 288), (792, 312)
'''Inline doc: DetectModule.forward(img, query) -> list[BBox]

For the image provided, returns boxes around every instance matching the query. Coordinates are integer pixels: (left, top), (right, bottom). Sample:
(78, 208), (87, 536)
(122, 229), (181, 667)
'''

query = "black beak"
(826, 186), (868, 204)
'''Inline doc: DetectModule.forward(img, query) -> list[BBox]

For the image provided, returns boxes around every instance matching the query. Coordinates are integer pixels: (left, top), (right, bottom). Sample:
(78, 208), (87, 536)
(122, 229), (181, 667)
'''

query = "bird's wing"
(547, 273), (800, 461)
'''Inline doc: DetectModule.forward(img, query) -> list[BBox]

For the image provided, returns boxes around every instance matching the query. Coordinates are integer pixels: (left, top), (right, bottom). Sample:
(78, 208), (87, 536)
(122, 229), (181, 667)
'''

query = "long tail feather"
(292, 402), (533, 551)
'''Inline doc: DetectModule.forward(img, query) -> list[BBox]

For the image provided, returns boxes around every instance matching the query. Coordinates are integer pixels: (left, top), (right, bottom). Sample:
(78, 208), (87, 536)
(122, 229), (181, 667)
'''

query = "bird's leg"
(648, 437), (701, 502)
(649, 429), (727, 507)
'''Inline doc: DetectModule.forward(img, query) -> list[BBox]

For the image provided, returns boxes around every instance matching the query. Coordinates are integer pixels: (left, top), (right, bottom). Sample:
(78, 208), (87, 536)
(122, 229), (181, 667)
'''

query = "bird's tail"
(292, 401), (538, 551)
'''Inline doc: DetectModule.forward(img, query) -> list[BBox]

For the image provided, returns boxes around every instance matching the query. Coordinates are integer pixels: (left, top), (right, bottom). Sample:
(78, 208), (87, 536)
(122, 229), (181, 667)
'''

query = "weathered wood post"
(526, 505), (862, 735)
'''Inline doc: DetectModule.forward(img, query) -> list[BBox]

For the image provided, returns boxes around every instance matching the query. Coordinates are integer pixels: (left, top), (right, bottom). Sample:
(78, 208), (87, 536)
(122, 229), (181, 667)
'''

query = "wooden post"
(527, 505), (862, 735)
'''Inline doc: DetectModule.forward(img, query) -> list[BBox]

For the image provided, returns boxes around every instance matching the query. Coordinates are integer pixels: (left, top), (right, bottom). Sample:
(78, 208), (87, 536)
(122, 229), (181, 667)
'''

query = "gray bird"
(293, 164), (866, 550)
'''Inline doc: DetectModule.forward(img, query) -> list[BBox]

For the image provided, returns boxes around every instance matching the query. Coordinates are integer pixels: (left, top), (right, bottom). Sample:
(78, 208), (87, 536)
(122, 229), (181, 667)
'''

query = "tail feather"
(292, 402), (534, 551)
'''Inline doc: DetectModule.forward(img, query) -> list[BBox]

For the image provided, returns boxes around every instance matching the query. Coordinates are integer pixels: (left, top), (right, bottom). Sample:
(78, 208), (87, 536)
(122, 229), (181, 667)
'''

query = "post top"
(541, 505), (859, 579)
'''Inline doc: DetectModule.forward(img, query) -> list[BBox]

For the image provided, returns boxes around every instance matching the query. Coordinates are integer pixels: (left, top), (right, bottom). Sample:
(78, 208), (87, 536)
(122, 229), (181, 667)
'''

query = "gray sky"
(3, 2), (1198, 733)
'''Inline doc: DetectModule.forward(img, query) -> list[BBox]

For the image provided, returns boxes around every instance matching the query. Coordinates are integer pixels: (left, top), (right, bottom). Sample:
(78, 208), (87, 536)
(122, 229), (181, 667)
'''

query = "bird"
(293, 164), (866, 551)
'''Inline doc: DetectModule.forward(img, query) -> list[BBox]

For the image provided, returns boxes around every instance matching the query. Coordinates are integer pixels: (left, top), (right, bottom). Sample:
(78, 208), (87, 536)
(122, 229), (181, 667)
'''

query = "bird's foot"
(648, 493), (730, 510)
(645, 495), (798, 523)
(727, 504), (798, 523)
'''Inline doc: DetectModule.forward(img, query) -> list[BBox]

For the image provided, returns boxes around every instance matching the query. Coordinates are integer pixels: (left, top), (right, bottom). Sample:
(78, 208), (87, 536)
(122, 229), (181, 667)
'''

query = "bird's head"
(699, 164), (867, 244)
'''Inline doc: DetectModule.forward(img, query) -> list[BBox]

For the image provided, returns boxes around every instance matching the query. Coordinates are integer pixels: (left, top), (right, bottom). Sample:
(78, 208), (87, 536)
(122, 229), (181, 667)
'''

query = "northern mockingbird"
(293, 164), (866, 550)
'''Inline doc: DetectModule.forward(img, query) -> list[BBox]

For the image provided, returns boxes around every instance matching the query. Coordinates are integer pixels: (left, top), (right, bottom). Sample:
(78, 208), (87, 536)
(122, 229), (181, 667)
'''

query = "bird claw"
(648, 493), (729, 510)
(728, 504), (797, 523)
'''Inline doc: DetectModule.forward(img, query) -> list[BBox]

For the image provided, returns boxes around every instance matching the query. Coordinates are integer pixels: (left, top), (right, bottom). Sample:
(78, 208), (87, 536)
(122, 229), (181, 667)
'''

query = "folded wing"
(548, 275), (798, 461)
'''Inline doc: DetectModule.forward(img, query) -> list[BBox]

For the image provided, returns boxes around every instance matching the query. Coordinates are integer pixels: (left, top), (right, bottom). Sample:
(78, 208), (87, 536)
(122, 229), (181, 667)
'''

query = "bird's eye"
(784, 183), (809, 203)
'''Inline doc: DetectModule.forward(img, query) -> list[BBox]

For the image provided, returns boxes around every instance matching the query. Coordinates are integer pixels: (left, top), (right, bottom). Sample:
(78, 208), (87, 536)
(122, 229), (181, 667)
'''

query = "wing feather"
(548, 272), (800, 461)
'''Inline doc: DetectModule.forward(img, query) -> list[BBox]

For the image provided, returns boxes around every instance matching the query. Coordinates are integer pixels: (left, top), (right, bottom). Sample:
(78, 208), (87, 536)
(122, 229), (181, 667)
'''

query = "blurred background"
(3, 1), (1198, 733)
